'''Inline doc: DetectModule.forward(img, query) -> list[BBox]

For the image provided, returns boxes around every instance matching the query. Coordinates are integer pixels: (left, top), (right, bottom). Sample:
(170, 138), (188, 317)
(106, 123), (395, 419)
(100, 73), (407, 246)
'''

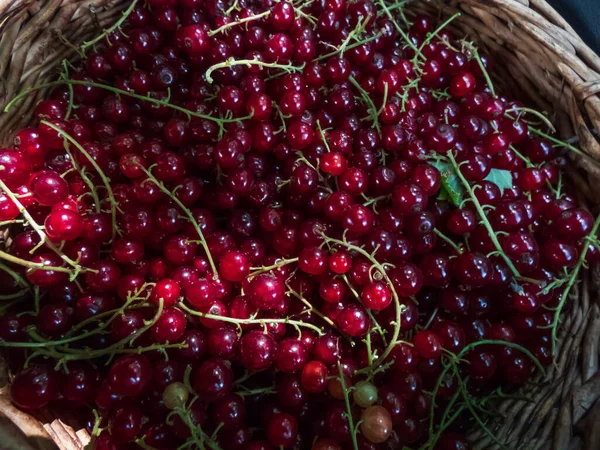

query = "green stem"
(447, 152), (521, 278)
(0, 179), (84, 274)
(5, 79), (242, 134)
(205, 57), (303, 84)
(4, 290), (148, 348)
(137, 166), (218, 280)
(550, 214), (600, 354)
(468, 42), (496, 97)
(80, 0), (138, 53)
(208, 10), (270, 36)
(236, 386), (277, 397)
(0, 261), (29, 288)
(179, 303), (325, 335)
(338, 362), (359, 450)
(414, 13), (461, 66)
(0, 290), (28, 300)
(509, 107), (555, 132)
(171, 405), (222, 450)
(504, 113), (587, 158)
(249, 257), (298, 278)
(322, 233), (401, 374)
(0, 249), (74, 275)
(348, 76), (381, 135)
(40, 121), (120, 242)
(433, 228), (462, 253)
(313, 32), (382, 62)
(286, 284), (349, 340)
(61, 141), (101, 214)
(451, 363), (507, 449)
(378, 0), (421, 57)
(61, 60), (75, 120)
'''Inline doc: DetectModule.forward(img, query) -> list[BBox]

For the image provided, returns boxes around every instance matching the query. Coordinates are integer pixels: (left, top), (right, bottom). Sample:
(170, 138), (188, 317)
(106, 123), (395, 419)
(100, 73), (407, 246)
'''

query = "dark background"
(548, 0), (600, 52)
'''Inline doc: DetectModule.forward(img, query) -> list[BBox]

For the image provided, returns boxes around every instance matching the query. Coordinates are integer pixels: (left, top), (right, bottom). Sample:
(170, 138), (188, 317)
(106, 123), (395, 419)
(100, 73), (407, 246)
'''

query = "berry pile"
(0, 0), (598, 449)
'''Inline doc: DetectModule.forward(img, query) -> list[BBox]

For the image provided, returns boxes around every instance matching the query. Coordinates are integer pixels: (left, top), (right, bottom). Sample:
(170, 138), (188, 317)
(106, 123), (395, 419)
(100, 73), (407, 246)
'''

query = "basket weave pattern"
(1, 1), (600, 449)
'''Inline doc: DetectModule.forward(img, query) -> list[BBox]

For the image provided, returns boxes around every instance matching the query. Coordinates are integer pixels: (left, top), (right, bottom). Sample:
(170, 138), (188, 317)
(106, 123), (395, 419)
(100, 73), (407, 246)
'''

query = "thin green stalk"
(61, 140), (101, 213)
(179, 302), (325, 335)
(0, 179), (84, 274)
(205, 57), (303, 84)
(137, 166), (218, 280)
(504, 113), (587, 158)
(286, 284), (347, 338)
(249, 257), (298, 277)
(378, 0), (421, 57)
(0, 250), (74, 276)
(338, 362), (359, 450)
(451, 363), (507, 449)
(549, 214), (600, 354)
(349, 76), (381, 135)
(80, 0), (138, 53)
(321, 233), (401, 374)
(509, 107), (555, 132)
(41, 121), (120, 242)
(5, 79), (243, 135)
(433, 228), (462, 253)
(208, 10), (270, 36)
(61, 60), (75, 120)
(447, 152), (521, 278)
(463, 41), (495, 97)
(0, 261), (29, 288)
(313, 32), (383, 62)
(414, 13), (461, 65)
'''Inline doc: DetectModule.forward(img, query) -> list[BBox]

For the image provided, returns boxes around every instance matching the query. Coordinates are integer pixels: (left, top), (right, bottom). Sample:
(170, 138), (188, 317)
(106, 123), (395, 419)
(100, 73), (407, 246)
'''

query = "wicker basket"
(1, 0), (600, 449)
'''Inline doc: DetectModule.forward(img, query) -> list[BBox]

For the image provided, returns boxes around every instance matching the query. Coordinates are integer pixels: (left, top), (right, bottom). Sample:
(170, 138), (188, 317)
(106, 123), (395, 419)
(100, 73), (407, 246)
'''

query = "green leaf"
(429, 160), (464, 207)
(437, 186), (449, 201)
(484, 169), (512, 194)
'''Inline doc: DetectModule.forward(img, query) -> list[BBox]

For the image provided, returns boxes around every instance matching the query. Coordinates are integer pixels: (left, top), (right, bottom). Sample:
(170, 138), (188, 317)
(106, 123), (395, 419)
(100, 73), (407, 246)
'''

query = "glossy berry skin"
(453, 252), (493, 288)
(337, 304), (370, 337)
(30, 170), (69, 206)
(248, 273), (285, 310)
(219, 251), (250, 282)
(393, 183), (428, 216)
(0, 149), (32, 188)
(266, 413), (298, 448)
(36, 303), (73, 336)
(213, 394), (247, 430)
(361, 282), (392, 311)
(301, 360), (328, 393)
(85, 260), (122, 293)
(542, 239), (578, 270)
(61, 362), (97, 403)
(151, 278), (180, 306)
(26, 253), (68, 287)
(208, 326), (240, 359)
(298, 246), (327, 275)
(276, 338), (308, 373)
(109, 406), (144, 443)
(414, 330), (443, 360)
(240, 330), (278, 371)
(391, 262), (423, 297)
(554, 209), (594, 242)
(176, 25), (210, 56)
(449, 71), (476, 97)
(151, 307), (187, 343)
(11, 366), (60, 409)
(192, 358), (233, 401)
(108, 354), (152, 397)
(360, 406), (393, 444)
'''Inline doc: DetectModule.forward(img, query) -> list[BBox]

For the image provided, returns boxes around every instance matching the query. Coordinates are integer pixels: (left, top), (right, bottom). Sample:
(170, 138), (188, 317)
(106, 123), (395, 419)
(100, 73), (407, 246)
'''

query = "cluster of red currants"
(0, 0), (598, 449)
